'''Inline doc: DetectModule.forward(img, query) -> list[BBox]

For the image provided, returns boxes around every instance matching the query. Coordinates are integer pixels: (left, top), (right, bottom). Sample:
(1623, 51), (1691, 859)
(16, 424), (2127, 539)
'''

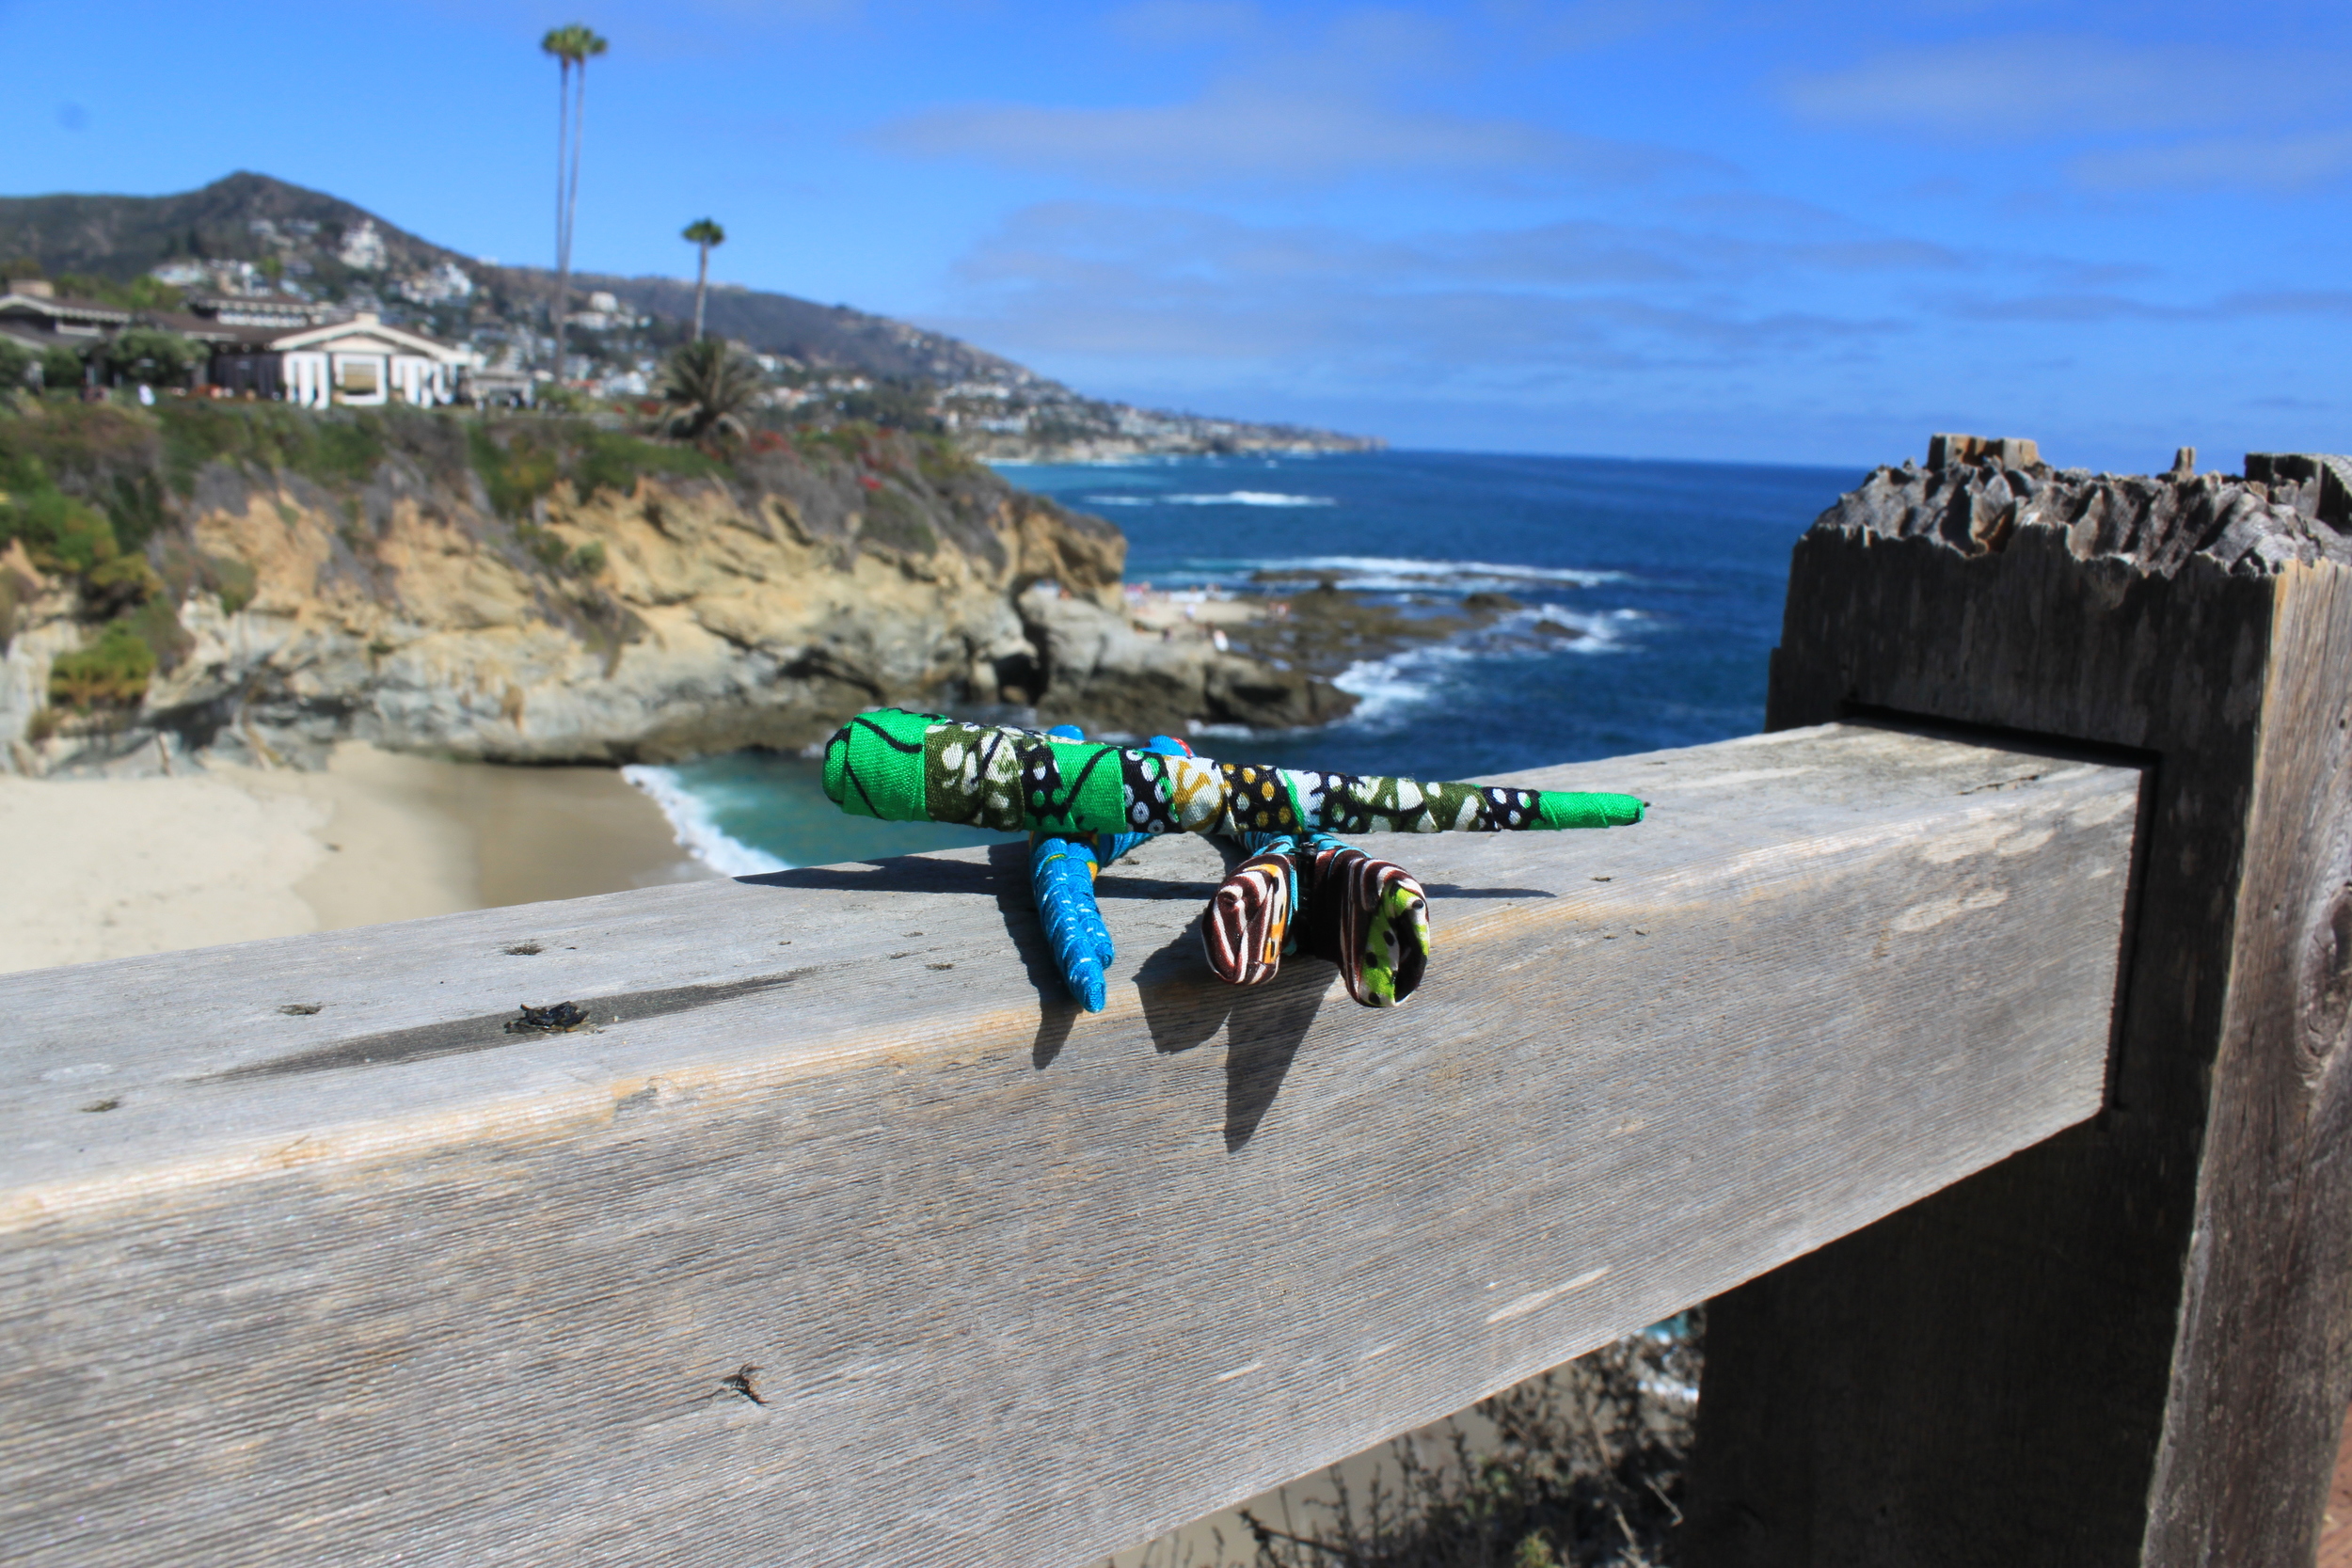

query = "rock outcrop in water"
(0, 404), (1350, 775)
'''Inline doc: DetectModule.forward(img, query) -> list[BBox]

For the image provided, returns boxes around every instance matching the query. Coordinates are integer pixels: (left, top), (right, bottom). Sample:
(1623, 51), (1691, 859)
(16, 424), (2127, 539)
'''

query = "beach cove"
(0, 743), (704, 974)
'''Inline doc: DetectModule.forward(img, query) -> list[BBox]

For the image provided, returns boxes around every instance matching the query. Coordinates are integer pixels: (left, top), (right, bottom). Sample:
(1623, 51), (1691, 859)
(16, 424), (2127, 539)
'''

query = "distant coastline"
(0, 172), (1387, 465)
(966, 424), (1382, 465)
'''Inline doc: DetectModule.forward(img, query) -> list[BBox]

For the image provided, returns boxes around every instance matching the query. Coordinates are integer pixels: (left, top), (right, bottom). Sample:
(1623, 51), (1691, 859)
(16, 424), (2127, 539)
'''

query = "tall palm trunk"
(541, 25), (606, 387)
(693, 242), (710, 340)
(550, 57), (571, 379)
(559, 59), (588, 376)
(681, 219), (725, 341)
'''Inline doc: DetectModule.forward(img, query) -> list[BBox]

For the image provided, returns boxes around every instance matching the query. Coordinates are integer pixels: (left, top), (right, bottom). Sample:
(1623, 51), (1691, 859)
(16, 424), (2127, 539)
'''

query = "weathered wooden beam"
(0, 724), (2138, 1568)
(1688, 456), (2352, 1567)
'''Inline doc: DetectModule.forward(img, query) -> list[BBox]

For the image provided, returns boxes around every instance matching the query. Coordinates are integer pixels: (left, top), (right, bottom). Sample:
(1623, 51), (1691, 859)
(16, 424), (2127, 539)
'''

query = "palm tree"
(681, 218), (725, 341)
(540, 23), (609, 382)
(652, 338), (762, 444)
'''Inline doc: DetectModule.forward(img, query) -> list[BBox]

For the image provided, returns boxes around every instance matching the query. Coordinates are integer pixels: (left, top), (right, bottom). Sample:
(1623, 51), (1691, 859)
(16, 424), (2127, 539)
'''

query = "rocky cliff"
(0, 402), (1349, 775)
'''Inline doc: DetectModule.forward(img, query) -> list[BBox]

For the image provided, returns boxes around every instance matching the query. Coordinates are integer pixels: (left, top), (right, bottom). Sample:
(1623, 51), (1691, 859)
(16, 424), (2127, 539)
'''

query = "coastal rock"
(0, 411), (1348, 775)
(1018, 587), (1357, 736)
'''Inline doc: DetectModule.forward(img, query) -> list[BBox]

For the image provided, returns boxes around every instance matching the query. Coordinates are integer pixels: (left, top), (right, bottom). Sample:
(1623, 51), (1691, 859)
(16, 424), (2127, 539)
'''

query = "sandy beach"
(0, 743), (708, 974)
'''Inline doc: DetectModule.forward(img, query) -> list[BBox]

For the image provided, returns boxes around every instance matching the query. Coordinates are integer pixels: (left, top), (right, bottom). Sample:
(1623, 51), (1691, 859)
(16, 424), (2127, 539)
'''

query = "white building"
(336, 220), (389, 272)
(209, 311), (469, 405)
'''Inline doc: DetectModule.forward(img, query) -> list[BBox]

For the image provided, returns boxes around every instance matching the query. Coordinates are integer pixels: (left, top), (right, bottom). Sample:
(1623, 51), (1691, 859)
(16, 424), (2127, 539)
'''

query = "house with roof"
(197, 309), (471, 405)
(0, 279), (130, 365)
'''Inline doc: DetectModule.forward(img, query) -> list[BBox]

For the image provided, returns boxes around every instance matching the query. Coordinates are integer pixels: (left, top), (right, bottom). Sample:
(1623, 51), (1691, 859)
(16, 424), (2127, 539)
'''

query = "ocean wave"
(1332, 641), (1479, 730)
(1248, 554), (1625, 590)
(1162, 491), (1337, 507)
(1329, 606), (1642, 731)
(622, 765), (789, 876)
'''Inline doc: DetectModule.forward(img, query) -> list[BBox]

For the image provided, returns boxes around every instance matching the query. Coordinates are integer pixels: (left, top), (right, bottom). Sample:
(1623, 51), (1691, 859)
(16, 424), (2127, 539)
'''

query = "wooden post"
(1685, 446), (2352, 1566)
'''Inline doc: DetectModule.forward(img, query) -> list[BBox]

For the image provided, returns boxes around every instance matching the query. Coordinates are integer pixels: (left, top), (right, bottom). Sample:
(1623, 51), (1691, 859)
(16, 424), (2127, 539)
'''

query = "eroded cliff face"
(1, 410), (1344, 775)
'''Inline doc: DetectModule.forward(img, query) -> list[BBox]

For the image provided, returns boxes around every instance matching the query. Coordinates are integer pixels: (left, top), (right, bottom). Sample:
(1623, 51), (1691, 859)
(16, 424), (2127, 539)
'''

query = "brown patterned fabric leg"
(1202, 849), (1295, 987)
(1296, 840), (1431, 1008)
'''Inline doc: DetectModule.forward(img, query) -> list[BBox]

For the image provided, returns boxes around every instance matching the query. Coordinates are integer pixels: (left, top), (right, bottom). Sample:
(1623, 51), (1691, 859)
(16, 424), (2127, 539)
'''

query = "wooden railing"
(3, 456), (2345, 1568)
(0, 721), (2138, 1567)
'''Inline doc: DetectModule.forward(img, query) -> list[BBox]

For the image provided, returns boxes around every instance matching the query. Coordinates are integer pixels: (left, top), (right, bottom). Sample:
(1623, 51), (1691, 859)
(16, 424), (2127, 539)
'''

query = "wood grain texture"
(0, 724), (2139, 1568)
(2143, 561), (2352, 1562)
(1690, 506), (2352, 1567)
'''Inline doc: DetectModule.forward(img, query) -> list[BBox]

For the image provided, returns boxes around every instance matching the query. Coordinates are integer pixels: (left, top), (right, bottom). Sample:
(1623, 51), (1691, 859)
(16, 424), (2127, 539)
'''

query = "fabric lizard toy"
(1203, 830), (1431, 1007)
(822, 707), (1644, 1012)
(825, 708), (1645, 838)
(1026, 728), (1191, 1013)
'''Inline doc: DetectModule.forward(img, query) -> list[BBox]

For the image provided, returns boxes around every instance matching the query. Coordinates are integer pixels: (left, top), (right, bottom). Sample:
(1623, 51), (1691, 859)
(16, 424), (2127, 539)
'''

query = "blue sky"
(4, 0), (2347, 470)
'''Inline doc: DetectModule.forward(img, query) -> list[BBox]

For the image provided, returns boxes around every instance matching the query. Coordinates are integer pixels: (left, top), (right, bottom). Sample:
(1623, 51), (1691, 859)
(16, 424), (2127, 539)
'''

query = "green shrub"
(48, 620), (155, 709)
(570, 539), (607, 576)
(122, 590), (193, 673)
(0, 403), (168, 550)
(862, 484), (938, 555)
(103, 327), (203, 388)
(0, 482), (119, 575)
(469, 421), (562, 516)
(152, 402), (386, 495)
(52, 273), (184, 312)
(206, 554), (257, 614)
(469, 420), (724, 518)
(82, 551), (162, 619)
(0, 339), (31, 392)
(575, 426), (725, 499)
(38, 348), (85, 394)
(516, 522), (570, 570)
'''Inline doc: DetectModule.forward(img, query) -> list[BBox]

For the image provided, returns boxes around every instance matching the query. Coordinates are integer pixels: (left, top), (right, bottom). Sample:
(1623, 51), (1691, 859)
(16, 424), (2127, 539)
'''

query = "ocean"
(623, 449), (1862, 869)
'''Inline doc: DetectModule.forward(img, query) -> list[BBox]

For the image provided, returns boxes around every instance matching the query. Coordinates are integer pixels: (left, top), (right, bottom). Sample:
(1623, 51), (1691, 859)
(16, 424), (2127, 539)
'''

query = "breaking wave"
(1332, 606), (1645, 731)
(622, 765), (789, 876)
(1086, 490), (1337, 508)
(1247, 555), (1626, 591)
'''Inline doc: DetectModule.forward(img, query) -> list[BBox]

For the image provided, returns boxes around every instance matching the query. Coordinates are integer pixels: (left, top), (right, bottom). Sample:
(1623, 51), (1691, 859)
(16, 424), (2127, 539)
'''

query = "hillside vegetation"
(0, 394), (1344, 775)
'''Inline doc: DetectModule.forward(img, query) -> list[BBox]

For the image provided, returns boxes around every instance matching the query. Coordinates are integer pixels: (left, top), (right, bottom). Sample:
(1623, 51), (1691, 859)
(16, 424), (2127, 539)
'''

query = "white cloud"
(871, 80), (1706, 188)
(922, 199), (1943, 404)
(1782, 39), (2350, 141)
(2070, 130), (2352, 192)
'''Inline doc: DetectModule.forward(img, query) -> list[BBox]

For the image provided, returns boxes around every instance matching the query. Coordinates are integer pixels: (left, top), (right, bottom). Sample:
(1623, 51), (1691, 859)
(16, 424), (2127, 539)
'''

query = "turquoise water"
(627, 449), (1860, 869)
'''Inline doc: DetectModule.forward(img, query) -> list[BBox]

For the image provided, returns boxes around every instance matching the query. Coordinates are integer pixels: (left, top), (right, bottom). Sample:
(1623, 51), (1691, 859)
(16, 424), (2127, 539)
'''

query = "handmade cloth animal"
(824, 708), (1644, 838)
(822, 708), (1641, 1013)
(1027, 729), (1191, 1012)
(1204, 832), (1431, 1007)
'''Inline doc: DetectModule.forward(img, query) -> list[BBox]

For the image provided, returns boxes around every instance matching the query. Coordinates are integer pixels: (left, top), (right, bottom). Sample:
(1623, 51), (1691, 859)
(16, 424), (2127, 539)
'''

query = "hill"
(0, 173), (1378, 459)
(0, 171), (460, 298)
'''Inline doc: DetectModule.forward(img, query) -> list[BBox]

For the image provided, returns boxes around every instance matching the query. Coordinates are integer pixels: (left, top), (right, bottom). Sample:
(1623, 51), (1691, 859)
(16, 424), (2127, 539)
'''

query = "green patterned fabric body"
(823, 709), (1644, 836)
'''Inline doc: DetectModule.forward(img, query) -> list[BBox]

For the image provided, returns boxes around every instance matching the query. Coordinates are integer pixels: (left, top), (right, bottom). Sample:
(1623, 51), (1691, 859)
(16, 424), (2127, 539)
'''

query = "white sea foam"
(622, 765), (790, 876)
(1331, 642), (1476, 729)
(1162, 491), (1337, 507)
(1249, 554), (1625, 590)
(1328, 605), (1641, 731)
